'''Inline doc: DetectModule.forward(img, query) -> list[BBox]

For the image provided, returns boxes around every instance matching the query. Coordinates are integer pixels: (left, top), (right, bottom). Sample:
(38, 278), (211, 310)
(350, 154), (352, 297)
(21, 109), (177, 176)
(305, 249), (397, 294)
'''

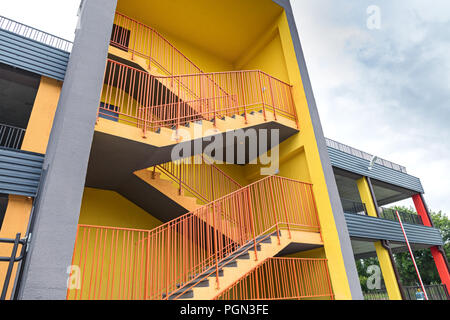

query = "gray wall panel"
(0, 148), (44, 197)
(0, 29), (70, 81)
(345, 213), (443, 246)
(18, 0), (118, 300)
(328, 147), (424, 193)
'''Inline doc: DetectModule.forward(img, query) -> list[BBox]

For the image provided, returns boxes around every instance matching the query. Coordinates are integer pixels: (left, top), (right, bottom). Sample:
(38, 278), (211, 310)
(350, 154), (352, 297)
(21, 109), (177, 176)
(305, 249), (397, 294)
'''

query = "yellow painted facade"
(76, 0), (357, 300)
(79, 188), (162, 230)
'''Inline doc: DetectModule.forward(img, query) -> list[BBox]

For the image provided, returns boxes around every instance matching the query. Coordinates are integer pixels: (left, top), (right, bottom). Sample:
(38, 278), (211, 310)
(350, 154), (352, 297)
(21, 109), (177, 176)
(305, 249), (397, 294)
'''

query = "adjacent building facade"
(0, 0), (448, 300)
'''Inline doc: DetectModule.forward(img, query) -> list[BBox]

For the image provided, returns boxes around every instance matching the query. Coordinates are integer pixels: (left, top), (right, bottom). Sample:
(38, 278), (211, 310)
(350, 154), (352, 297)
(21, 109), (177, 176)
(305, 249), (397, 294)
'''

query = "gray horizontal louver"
(0, 29), (70, 81)
(0, 148), (44, 197)
(328, 147), (424, 193)
(345, 213), (443, 246)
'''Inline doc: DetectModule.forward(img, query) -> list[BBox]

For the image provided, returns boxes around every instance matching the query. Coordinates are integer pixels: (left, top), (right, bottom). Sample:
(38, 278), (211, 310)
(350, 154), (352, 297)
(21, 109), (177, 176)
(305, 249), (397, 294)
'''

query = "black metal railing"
(341, 198), (368, 216)
(0, 123), (26, 150)
(1, 233), (27, 300)
(380, 208), (423, 225)
(403, 284), (449, 300)
(363, 288), (389, 300)
(0, 15), (72, 52)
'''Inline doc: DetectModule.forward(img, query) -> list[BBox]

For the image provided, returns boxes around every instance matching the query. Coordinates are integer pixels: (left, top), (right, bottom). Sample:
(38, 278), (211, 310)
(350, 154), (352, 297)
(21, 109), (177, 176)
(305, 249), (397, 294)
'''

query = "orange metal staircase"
(68, 175), (326, 300)
(67, 13), (332, 300)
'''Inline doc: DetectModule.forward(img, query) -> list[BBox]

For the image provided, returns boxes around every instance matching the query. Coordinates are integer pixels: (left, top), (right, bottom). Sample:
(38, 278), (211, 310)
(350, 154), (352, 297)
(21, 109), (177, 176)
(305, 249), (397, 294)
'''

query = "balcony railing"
(0, 123), (26, 150)
(325, 138), (407, 174)
(363, 288), (389, 300)
(111, 12), (202, 76)
(364, 285), (449, 300)
(341, 198), (368, 216)
(380, 208), (423, 225)
(214, 258), (334, 300)
(0, 15), (72, 52)
(99, 59), (297, 134)
(67, 176), (320, 300)
(403, 284), (449, 300)
(155, 154), (242, 204)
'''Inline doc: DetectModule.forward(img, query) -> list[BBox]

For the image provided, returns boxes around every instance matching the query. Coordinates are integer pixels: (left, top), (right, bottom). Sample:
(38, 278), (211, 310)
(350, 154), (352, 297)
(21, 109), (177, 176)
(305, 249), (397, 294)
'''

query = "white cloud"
(0, 0), (80, 41)
(292, 0), (450, 214)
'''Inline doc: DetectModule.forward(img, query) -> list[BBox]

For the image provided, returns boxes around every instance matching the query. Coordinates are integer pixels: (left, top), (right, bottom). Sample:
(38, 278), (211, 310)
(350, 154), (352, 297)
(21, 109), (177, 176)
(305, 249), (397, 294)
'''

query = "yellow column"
(21, 76), (62, 154)
(356, 177), (403, 300)
(274, 13), (354, 299)
(0, 76), (62, 299)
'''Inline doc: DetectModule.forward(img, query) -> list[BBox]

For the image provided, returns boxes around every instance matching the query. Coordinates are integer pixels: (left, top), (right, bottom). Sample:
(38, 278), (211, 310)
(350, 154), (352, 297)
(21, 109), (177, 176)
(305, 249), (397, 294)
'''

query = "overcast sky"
(0, 0), (448, 214)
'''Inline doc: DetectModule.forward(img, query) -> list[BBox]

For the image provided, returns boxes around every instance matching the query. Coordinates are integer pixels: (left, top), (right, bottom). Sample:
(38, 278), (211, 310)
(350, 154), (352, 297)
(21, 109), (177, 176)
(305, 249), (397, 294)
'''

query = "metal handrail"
(214, 258), (334, 300)
(99, 59), (298, 134)
(67, 175), (320, 300)
(112, 12), (202, 76)
(403, 284), (449, 300)
(0, 123), (26, 150)
(380, 208), (423, 225)
(363, 288), (389, 300)
(325, 138), (407, 173)
(341, 198), (368, 216)
(155, 154), (242, 204)
(0, 233), (28, 300)
(0, 15), (72, 52)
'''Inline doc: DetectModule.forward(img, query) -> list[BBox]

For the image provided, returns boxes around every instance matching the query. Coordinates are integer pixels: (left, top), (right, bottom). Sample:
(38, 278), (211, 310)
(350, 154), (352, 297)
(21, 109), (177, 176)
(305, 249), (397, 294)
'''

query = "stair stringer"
(180, 230), (323, 300)
(134, 169), (244, 243)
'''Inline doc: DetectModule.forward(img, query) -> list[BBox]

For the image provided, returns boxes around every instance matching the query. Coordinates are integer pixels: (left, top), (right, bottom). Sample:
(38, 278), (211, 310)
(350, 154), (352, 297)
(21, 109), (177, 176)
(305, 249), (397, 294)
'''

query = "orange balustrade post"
(240, 72), (248, 124)
(258, 71), (267, 121)
(212, 204), (220, 289)
(246, 188), (258, 261)
(268, 178), (281, 245)
(278, 178), (292, 239)
(268, 77), (277, 121)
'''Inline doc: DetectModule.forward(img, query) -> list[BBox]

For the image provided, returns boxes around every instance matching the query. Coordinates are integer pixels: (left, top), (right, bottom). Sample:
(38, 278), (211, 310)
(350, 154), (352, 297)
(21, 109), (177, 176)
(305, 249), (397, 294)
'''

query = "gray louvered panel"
(0, 29), (70, 81)
(328, 147), (424, 193)
(0, 148), (44, 197)
(345, 213), (443, 246)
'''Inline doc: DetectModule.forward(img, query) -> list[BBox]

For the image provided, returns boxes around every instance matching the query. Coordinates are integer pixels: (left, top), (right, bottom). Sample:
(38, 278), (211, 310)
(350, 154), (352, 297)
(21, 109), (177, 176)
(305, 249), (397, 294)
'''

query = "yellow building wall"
(286, 247), (326, 260)
(69, 188), (209, 300)
(161, 31), (234, 73)
(91, 2), (358, 300)
(78, 188), (162, 229)
(237, 28), (290, 84)
(266, 12), (353, 299)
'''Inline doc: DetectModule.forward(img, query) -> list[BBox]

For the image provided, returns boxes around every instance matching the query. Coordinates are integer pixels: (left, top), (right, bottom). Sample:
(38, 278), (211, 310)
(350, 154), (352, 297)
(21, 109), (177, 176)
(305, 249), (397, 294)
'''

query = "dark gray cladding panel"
(18, 0), (118, 300)
(0, 148), (44, 197)
(345, 213), (444, 246)
(328, 147), (424, 193)
(0, 29), (70, 81)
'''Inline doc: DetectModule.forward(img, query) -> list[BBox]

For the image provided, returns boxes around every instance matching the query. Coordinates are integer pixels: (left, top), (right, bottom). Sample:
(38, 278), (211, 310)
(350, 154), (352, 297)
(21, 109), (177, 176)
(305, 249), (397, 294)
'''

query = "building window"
(99, 103), (119, 122)
(110, 24), (131, 51)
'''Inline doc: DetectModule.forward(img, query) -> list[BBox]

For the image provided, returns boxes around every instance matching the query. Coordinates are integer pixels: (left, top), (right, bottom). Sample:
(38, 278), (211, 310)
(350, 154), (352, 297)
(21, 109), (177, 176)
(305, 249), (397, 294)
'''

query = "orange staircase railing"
(155, 154), (242, 204)
(214, 258), (334, 300)
(111, 12), (202, 76)
(99, 59), (298, 135)
(67, 175), (320, 300)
